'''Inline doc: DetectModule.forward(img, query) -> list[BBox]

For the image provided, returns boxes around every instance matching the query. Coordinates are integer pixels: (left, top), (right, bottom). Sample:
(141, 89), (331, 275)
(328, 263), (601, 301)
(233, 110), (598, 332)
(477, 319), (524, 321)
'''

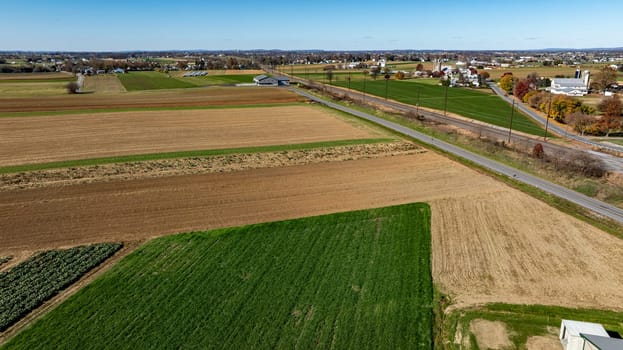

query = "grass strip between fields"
(2, 203), (433, 349)
(0, 102), (303, 118)
(443, 303), (623, 349)
(0, 138), (394, 174)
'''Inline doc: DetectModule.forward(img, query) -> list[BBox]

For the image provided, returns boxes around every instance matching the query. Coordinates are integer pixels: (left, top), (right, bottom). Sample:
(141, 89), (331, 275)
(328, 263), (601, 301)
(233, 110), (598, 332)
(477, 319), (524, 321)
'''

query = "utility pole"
(348, 71), (351, 90)
(443, 84), (449, 116)
(362, 73), (367, 103)
(508, 98), (515, 143)
(544, 96), (552, 141)
(416, 86), (420, 117)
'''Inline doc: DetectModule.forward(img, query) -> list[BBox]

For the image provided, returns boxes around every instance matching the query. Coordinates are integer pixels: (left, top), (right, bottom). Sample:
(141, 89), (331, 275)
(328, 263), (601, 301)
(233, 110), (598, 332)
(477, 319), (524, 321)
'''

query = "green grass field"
(177, 74), (256, 86)
(323, 78), (545, 136)
(117, 71), (196, 91)
(3, 203), (433, 350)
(444, 303), (623, 349)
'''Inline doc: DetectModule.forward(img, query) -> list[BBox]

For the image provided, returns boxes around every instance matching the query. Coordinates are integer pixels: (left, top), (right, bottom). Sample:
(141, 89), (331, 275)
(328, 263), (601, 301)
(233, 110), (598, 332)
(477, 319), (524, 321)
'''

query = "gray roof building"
(253, 75), (289, 86)
(580, 334), (623, 350)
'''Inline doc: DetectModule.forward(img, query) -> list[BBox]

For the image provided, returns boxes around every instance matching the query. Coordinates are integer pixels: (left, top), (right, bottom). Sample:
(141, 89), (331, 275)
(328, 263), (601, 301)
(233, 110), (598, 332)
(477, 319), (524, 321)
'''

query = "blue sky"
(2, 0), (622, 51)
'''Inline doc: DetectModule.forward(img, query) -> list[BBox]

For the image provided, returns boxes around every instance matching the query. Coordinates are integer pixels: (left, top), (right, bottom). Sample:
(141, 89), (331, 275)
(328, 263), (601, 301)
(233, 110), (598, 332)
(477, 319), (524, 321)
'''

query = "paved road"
(291, 87), (623, 224)
(275, 67), (623, 172)
(488, 82), (623, 154)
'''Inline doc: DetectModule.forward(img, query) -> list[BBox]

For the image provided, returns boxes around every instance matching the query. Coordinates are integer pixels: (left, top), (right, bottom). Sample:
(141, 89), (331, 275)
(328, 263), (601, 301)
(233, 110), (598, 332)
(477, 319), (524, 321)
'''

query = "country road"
(488, 81), (623, 154)
(290, 87), (623, 224)
(269, 67), (623, 172)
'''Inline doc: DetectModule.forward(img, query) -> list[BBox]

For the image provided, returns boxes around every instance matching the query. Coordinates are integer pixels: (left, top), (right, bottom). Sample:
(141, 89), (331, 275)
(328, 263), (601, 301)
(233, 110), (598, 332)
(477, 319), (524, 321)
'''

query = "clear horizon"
(3, 0), (622, 52)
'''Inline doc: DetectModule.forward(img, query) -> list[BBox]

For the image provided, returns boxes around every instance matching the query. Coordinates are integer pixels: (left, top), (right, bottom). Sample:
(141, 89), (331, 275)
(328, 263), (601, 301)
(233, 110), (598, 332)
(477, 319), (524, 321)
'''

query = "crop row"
(0, 243), (122, 331)
(0, 256), (12, 267)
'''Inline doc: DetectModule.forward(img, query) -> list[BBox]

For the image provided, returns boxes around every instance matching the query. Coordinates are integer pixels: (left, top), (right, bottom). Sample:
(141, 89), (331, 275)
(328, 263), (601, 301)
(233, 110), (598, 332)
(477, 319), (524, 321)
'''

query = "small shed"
(581, 334), (623, 350)
(560, 320), (610, 350)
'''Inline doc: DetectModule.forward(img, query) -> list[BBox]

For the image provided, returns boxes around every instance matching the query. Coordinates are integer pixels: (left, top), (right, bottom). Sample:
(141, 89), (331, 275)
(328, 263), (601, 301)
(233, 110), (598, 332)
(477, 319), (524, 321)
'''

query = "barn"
(253, 75), (289, 86)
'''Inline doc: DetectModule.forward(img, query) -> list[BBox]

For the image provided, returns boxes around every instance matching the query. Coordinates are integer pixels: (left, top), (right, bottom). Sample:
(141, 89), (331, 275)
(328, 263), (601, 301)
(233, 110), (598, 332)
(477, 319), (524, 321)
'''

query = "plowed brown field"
(0, 86), (302, 113)
(2, 153), (623, 309)
(0, 105), (378, 166)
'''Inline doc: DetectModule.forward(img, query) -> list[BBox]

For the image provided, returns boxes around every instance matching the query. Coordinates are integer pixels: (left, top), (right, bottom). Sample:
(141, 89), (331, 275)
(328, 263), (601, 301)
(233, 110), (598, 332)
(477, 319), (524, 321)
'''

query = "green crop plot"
(330, 79), (545, 136)
(0, 243), (122, 332)
(178, 74), (256, 86)
(117, 71), (196, 91)
(3, 203), (433, 350)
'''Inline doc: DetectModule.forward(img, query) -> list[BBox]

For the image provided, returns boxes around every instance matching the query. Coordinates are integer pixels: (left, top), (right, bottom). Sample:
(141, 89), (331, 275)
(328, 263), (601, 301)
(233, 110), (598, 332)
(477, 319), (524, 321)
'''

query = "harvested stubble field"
(0, 105), (380, 167)
(81, 75), (126, 93)
(0, 86), (302, 113)
(2, 152), (623, 311)
(0, 72), (74, 81)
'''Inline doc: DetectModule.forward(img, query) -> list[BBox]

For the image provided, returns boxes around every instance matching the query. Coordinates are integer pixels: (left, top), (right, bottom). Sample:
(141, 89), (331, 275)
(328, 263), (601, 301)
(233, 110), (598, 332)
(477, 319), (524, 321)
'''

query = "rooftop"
(562, 319), (609, 338)
(581, 334), (623, 350)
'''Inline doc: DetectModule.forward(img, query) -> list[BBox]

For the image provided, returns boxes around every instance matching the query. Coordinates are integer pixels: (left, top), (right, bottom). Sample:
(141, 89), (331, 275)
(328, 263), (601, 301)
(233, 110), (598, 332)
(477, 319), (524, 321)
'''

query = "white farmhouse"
(551, 70), (590, 96)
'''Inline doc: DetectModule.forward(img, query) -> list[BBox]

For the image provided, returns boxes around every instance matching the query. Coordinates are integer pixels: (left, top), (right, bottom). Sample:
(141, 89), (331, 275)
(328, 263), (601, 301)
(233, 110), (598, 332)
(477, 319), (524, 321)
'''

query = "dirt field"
(0, 81), (70, 96)
(0, 86), (302, 113)
(469, 319), (511, 350)
(0, 72), (74, 80)
(0, 105), (378, 166)
(82, 75), (126, 93)
(525, 335), (560, 350)
(3, 152), (623, 310)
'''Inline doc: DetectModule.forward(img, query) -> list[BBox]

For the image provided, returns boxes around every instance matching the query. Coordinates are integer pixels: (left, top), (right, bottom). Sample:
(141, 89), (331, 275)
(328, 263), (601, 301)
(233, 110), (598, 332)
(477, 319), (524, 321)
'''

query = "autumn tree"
(370, 67), (379, 80)
(593, 65), (617, 91)
(415, 63), (424, 71)
(394, 71), (405, 80)
(598, 95), (622, 117)
(513, 79), (532, 100)
(499, 73), (513, 94)
(598, 95), (622, 136)
(565, 111), (597, 136)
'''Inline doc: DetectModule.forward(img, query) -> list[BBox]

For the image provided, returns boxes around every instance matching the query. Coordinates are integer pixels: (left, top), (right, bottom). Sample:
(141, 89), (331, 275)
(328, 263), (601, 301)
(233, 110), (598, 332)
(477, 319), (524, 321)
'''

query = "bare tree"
(593, 65), (617, 91)
(565, 111), (596, 136)
(66, 82), (80, 94)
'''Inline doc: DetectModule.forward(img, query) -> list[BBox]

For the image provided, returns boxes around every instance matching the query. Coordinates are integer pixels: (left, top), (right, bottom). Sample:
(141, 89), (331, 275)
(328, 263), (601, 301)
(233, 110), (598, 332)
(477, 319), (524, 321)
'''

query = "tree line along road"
(289, 87), (623, 224)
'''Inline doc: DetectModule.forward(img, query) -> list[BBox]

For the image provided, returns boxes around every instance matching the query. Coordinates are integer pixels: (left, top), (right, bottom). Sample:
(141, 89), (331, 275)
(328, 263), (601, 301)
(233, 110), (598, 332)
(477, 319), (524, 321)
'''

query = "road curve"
(290, 87), (623, 224)
(488, 82), (623, 154)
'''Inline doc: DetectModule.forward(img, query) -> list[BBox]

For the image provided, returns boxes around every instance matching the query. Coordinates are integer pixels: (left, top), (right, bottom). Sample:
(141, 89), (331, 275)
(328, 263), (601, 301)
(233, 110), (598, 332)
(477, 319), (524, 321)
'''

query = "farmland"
(307, 77), (546, 136)
(81, 74), (126, 93)
(444, 304), (623, 349)
(176, 73), (256, 86)
(3, 204), (433, 350)
(3, 152), (623, 313)
(117, 71), (197, 91)
(0, 72), (74, 81)
(0, 86), (302, 114)
(0, 243), (122, 332)
(0, 105), (383, 167)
